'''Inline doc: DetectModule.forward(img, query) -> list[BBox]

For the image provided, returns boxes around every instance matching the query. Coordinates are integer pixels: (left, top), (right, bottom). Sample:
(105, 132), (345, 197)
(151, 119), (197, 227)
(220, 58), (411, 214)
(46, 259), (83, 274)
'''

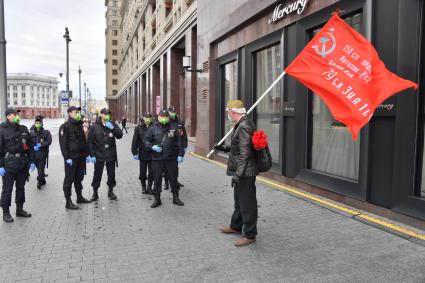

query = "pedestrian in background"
(87, 108), (123, 201)
(131, 112), (154, 194)
(0, 108), (36, 222)
(30, 115), (52, 189)
(214, 100), (258, 247)
(121, 116), (128, 133)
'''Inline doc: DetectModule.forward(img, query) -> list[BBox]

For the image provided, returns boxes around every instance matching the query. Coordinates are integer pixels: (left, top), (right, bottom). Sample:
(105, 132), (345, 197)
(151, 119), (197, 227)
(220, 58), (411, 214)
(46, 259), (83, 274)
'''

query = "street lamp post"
(84, 82), (86, 114)
(0, 0), (7, 121)
(78, 66), (82, 108)
(63, 27), (71, 96)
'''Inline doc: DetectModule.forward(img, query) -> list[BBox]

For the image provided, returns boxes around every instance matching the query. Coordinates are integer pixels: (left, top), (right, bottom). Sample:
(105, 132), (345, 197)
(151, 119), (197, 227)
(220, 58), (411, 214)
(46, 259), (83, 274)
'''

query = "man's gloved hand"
(214, 144), (230, 153)
(105, 121), (114, 129)
(152, 145), (162, 153)
(133, 155), (139, 160)
(66, 159), (73, 166)
(34, 143), (41, 151)
(177, 156), (183, 164)
(231, 175), (240, 187)
(91, 156), (97, 164)
(29, 163), (36, 172)
(0, 167), (6, 176)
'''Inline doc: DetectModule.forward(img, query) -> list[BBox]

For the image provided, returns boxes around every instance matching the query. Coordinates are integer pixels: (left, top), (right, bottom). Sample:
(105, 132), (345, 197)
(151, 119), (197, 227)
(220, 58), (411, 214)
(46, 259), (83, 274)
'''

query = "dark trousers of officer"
(163, 164), (179, 185)
(34, 158), (46, 184)
(91, 161), (116, 189)
(230, 176), (257, 239)
(139, 160), (153, 183)
(152, 159), (179, 194)
(63, 157), (86, 197)
(0, 170), (27, 208)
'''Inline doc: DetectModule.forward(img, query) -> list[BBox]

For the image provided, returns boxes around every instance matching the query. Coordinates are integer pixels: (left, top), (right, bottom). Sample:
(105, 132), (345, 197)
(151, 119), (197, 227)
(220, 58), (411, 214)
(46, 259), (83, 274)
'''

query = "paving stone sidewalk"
(0, 128), (425, 283)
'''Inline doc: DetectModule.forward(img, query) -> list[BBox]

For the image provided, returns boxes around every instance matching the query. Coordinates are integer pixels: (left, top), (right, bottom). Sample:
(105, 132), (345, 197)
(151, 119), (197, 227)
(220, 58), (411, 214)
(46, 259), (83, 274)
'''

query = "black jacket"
(143, 122), (185, 161)
(0, 121), (34, 172)
(30, 125), (52, 161)
(131, 122), (153, 160)
(227, 115), (258, 177)
(87, 120), (123, 162)
(170, 116), (188, 149)
(59, 118), (90, 160)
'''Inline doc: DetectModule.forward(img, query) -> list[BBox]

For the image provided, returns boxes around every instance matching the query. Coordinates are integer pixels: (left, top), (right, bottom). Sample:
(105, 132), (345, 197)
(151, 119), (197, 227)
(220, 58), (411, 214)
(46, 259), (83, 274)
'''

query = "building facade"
(195, 0), (425, 225)
(7, 73), (60, 118)
(104, 0), (198, 136)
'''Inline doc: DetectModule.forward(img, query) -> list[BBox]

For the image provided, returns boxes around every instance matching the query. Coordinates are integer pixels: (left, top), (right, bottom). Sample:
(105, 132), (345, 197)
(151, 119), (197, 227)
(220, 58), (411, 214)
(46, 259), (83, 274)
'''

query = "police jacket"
(170, 116), (188, 149)
(87, 120), (123, 162)
(0, 121), (34, 173)
(30, 125), (52, 161)
(227, 115), (258, 177)
(143, 122), (185, 161)
(131, 122), (152, 160)
(59, 118), (90, 160)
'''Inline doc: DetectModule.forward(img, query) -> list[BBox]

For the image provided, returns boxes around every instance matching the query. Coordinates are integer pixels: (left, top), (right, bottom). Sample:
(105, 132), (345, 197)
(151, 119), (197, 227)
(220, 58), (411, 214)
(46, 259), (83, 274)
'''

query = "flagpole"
(206, 71), (286, 159)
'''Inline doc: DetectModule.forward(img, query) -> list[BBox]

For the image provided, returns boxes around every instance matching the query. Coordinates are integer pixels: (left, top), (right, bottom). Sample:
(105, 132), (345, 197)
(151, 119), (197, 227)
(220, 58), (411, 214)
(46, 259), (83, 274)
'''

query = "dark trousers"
(152, 160), (179, 194)
(63, 157), (86, 197)
(122, 125), (128, 133)
(34, 158), (46, 184)
(139, 159), (153, 183)
(0, 170), (27, 208)
(230, 176), (257, 239)
(91, 161), (116, 189)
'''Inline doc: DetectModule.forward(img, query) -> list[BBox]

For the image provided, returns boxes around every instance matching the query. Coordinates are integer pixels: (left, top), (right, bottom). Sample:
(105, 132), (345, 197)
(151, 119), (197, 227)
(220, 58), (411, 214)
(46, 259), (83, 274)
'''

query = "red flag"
(285, 14), (418, 140)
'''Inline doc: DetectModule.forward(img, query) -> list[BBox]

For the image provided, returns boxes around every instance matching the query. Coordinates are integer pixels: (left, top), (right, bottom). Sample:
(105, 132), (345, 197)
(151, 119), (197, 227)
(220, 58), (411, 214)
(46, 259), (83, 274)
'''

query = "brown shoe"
(220, 226), (241, 234)
(235, 237), (256, 247)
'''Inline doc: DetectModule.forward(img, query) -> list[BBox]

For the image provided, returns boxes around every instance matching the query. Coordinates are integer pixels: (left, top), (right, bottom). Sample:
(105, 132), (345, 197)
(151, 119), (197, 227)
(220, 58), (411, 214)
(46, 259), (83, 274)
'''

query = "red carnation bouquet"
(252, 130), (268, 150)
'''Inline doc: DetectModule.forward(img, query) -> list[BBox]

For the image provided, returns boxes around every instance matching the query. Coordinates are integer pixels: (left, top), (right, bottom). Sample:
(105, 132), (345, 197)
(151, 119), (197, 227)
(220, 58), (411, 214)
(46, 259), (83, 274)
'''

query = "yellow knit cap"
(226, 100), (244, 109)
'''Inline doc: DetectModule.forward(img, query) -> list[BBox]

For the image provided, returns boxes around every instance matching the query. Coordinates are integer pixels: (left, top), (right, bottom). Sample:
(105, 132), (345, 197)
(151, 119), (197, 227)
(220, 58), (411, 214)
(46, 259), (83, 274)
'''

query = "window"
(22, 100), (26, 105)
(47, 94), (49, 99)
(112, 60), (118, 65)
(30, 86), (34, 91)
(13, 93), (17, 98)
(112, 0), (117, 7)
(53, 101), (56, 106)
(13, 100), (17, 106)
(112, 20), (118, 27)
(112, 49), (118, 55)
(22, 93), (25, 98)
(47, 102), (50, 106)
(13, 86), (17, 90)
(30, 100), (34, 106)
(254, 44), (281, 165)
(112, 79), (118, 85)
(112, 40), (118, 46)
(221, 60), (238, 146)
(112, 90), (118, 95)
(112, 69), (118, 75)
(111, 9), (118, 16)
(112, 29), (118, 36)
(308, 13), (362, 181)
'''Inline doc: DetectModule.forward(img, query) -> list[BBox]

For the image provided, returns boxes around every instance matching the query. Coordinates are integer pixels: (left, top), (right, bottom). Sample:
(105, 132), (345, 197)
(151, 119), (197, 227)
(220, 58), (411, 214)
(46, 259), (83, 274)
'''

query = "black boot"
(65, 197), (79, 210)
(151, 194), (162, 208)
(2, 207), (14, 223)
(172, 191), (184, 206)
(178, 181), (184, 188)
(37, 181), (42, 189)
(16, 203), (32, 218)
(90, 188), (99, 202)
(141, 181), (148, 194)
(108, 187), (117, 200)
(164, 179), (169, 190)
(147, 180), (153, 195)
(76, 191), (92, 204)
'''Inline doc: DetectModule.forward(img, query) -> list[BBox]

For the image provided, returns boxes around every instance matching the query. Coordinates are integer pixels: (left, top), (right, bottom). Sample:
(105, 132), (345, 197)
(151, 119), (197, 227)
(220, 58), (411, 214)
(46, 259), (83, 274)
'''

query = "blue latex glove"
(133, 155), (139, 160)
(66, 159), (73, 166)
(177, 156), (183, 164)
(91, 156), (96, 164)
(86, 156), (91, 163)
(29, 163), (36, 172)
(34, 143), (41, 151)
(105, 121), (114, 129)
(0, 167), (6, 176)
(152, 145), (162, 153)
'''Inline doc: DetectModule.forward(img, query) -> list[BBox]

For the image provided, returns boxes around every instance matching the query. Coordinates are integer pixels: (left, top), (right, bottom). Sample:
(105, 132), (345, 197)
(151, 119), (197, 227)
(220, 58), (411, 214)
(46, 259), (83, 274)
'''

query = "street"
(0, 127), (424, 283)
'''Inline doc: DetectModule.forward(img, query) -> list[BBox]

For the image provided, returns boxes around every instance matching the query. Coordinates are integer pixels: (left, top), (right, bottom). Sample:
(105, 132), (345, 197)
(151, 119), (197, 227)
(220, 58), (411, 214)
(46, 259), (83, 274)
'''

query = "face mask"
(143, 117), (152, 125)
(75, 112), (82, 122)
(35, 123), (42, 130)
(227, 112), (233, 122)
(12, 115), (21, 124)
(104, 114), (111, 122)
(158, 117), (169, 125)
(169, 112), (177, 119)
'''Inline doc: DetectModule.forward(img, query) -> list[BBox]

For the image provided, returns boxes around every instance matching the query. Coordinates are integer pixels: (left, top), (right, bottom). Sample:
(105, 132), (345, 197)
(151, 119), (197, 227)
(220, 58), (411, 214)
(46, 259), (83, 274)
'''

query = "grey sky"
(4, 0), (106, 100)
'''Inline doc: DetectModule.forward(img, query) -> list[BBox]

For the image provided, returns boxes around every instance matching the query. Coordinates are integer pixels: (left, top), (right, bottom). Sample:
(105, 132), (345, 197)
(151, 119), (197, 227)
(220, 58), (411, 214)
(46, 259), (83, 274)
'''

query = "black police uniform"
(0, 121), (34, 218)
(143, 121), (185, 207)
(87, 119), (123, 200)
(59, 117), (91, 207)
(30, 124), (52, 188)
(131, 120), (153, 194)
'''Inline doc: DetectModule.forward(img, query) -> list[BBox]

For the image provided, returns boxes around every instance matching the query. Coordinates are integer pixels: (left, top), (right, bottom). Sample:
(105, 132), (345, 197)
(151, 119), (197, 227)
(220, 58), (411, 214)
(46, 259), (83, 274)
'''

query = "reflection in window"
(222, 61), (238, 146)
(255, 44), (281, 165)
(309, 13), (362, 180)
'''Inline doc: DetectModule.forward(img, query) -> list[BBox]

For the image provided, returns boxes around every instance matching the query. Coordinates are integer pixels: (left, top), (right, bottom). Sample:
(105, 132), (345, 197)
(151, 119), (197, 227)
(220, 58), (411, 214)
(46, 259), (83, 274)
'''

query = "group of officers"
(0, 105), (188, 223)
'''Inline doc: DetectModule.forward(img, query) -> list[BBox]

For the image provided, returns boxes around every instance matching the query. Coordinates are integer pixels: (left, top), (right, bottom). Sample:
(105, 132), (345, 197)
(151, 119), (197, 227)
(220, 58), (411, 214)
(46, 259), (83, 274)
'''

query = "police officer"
(163, 106), (188, 190)
(30, 115), (52, 189)
(87, 108), (123, 201)
(0, 108), (36, 222)
(143, 110), (185, 208)
(59, 106), (92, 210)
(131, 112), (154, 194)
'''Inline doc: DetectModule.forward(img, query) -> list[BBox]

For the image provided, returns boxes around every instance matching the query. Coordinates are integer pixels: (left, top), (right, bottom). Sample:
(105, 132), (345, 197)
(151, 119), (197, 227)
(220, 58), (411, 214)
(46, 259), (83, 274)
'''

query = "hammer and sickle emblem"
(312, 28), (336, 59)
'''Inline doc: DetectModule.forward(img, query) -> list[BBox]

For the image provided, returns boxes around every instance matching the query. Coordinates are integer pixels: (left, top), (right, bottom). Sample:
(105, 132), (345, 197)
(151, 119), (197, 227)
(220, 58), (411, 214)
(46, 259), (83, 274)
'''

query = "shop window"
(308, 12), (362, 181)
(221, 60), (238, 146)
(254, 44), (281, 165)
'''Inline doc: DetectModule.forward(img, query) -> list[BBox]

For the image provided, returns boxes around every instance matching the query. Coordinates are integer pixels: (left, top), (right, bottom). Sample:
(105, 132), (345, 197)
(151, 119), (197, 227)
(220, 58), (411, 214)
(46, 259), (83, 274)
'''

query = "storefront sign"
(268, 0), (310, 24)
(282, 101), (296, 116)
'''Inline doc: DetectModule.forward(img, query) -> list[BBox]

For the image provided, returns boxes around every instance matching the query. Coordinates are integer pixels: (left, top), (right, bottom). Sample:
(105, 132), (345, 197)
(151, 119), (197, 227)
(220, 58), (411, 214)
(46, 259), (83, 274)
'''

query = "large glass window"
(222, 60), (238, 146)
(308, 13), (362, 181)
(254, 44), (281, 165)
